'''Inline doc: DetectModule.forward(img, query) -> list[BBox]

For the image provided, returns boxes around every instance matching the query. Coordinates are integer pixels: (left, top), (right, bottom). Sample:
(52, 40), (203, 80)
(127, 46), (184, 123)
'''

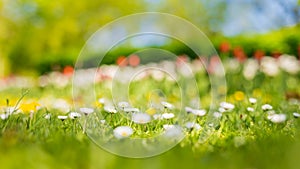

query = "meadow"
(1, 55), (300, 169)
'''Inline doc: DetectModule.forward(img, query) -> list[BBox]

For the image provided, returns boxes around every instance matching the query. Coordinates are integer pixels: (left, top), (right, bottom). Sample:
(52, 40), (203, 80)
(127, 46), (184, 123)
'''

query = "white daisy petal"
(247, 107), (255, 112)
(104, 106), (117, 113)
(268, 114), (287, 123)
(44, 114), (51, 119)
(192, 109), (206, 116)
(220, 102), (235, 111)
(69, 112), (81, 119)
(262, 104), (273, 111)
(132, 113), (151, 124)
(113, 126), (133, 139)
(185, 122), (201, 130)
(249, 98), (257, 104)
(293, 112), (300, 118)
(57, 115), (68, 120)
(123, 107), (140, 113)
(161, 101), (174, 109)
(185, 106), (194, 113)
(0, 114), (9, 120)
(162, 113), (175, 119)
(213, 112), (222, 118)
(79, 107), (94, 115)
(118, 101), (130, 108)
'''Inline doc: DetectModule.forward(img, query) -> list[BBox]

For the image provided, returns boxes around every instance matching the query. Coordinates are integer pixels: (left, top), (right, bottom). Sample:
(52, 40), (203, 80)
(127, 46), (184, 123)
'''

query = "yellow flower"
(146, 92), (160, 102)
(234, 91), (245, 101)
(94, 101), (103, 108)
(253, 89), (262, 98)
(146, 108), (156, 115)
(228, 96), (235, 103)
(263, 94), (272, 103)
(20, 101), (40, 113)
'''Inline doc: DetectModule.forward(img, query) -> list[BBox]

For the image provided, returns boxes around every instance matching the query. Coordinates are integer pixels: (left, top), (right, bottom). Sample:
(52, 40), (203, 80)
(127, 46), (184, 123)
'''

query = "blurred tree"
(1, 0), (299, 75)
(147, 0), (226, 34)
(0, 0), (147, 74)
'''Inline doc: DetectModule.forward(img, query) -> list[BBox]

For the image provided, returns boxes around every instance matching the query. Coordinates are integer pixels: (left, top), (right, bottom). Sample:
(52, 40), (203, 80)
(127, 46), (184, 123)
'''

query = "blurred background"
(0, 0), (299, 76)
(1, 1), (300, 169)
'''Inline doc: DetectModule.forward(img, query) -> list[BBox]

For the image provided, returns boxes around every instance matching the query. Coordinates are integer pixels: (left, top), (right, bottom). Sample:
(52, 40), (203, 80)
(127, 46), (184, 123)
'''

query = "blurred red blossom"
(219, 41), (231, 53)
(233, 46), (247, 62)
(128, 54), (140, 67)
(254, 50), (265, 60)
(63, 66), (74, 77)
(116, 56), (128, 67)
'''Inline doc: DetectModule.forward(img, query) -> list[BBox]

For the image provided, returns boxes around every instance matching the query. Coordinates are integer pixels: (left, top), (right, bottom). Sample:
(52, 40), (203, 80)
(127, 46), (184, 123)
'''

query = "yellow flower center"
(121, 132), (128, 137)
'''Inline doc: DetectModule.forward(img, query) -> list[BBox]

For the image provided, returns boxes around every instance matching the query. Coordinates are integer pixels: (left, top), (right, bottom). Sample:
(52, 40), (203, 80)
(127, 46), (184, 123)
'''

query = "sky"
(222, 0), (300, 36)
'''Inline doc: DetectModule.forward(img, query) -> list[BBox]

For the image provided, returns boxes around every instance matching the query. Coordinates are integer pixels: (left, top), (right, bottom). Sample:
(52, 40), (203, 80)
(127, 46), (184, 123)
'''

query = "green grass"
(0, 58), (300, 169)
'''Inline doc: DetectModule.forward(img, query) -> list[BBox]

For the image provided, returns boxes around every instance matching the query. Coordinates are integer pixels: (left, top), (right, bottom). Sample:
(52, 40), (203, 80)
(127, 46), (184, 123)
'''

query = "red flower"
(233, 46), (247, 62)
(271, 51), (281, 58)
(116, 56), (128, 67)
(128, 54), (140, 67)
(254, 50), (265, 60)
(63, 66), (74, 76)
(219, 41), (231, 53)
(176, 55), (189, 67)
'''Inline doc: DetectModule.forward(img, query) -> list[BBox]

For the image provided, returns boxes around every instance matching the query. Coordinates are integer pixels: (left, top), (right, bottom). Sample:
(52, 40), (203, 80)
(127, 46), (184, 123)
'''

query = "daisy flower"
(118, 101), (130, 109)
(6, 107), (17, 115)
(123, 107), (139, 113)
(0, 114), (8, 120)
(185, 122), (201, 130)
(262, 104), (273, 111)
(79, 107), (94, 115)
(218, 107), (226, 113)
(220, 102), (235, 111)
(113, 126), (133, 139)
(104, 106), (117, 113)
(247, 107), (254, 112)
(162, 113), (175, 119)
(161, 101), (174, 109)
(132, 113), (151, 124)
(293, 112), (300, 118)
(98, 98), (105, 104)
(249, 98), (257, 104)
(185, 106), (194, 113)
(163, 124), (176, 130)
(213, 112), (222, 118)
(192, 109), (206, 116)
(69, 112), (81, 119)
(268, 114), (287, 123)
(44, 114), (51, 119)
(57, 115), (68, 121)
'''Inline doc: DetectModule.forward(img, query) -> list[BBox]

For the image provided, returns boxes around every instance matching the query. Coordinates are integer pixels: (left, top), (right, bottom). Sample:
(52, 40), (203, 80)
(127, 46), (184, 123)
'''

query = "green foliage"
(0, 0), (227, 75)
(214, 25), (300, 58)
